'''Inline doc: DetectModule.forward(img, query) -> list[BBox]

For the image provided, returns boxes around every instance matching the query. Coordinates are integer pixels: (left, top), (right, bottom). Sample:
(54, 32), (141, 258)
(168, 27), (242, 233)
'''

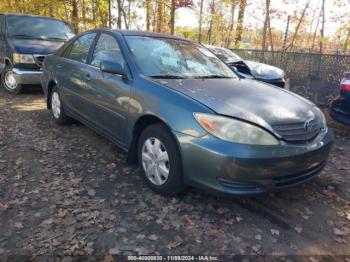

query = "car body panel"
(206, 45), (286, 88)
(7, 38), (65, 54)
(42, 29), (333, 196)
(150, 77), (316, 132)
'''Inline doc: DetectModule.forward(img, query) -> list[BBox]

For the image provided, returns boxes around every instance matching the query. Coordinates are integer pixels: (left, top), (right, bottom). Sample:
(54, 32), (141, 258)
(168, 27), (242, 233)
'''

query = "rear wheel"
(138, 123), (186, 196)
(50, 86), (73, 125)
(1, 65), (23, 94)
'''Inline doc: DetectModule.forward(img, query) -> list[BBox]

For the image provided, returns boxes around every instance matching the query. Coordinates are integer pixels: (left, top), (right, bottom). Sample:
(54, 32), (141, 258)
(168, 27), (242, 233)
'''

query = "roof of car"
(0, 13), (68, 23)
(109, 29), (194, 42)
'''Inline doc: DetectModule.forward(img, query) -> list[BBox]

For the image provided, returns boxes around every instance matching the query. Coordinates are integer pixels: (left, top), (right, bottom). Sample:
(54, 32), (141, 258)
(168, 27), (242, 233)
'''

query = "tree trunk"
(343, 28), (350, 53)
(146, 0), (152, 31)
(170, 0), (176, 35)
(71, 0), (79, 32)
(198, 0), (204, 43)
(156, 0), (163, 32)
(262, 0), (270, 50)
(108, 0), (112, 28)
(82, 0), (86, 31)
(319, 0), (325, 54)
(267, 3), (273, 51)
(284, 0), (310, 51)
(234, 0), (247, 48)
(225, 0), (236, 47)
(116, 0), (122, 29)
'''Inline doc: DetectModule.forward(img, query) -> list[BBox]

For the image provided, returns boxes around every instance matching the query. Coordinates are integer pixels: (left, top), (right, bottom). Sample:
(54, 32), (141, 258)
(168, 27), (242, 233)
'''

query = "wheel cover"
(51, 92), (61, 119)
(142, 137), (170, 186)
(4, 70), (18, 90)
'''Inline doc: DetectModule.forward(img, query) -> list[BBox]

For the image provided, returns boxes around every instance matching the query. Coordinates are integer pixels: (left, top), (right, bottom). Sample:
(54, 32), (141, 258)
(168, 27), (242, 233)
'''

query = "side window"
(65, 33), (96, 63)
(91, 34), (126, 69)
(0, 15), (4, 35)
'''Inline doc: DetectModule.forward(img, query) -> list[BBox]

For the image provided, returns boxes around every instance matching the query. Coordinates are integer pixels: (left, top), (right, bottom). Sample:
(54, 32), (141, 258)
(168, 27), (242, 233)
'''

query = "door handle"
(56, 64), (62, 69)
(85, 73), (91, 81)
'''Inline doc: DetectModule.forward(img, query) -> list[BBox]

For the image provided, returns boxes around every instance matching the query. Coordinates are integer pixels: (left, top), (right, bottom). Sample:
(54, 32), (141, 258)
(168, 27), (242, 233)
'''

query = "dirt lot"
(0, 88), (350, 260)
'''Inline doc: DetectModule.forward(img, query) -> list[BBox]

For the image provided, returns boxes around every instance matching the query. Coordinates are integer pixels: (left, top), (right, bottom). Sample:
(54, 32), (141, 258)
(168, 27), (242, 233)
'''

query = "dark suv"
(0, 13), (74, 94)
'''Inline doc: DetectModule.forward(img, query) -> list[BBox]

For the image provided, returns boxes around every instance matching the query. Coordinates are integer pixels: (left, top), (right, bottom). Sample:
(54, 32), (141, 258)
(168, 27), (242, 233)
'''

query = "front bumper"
(330, 96), (350, 125)
(12, 67), (42, 85)
(175, 129), (334, 196)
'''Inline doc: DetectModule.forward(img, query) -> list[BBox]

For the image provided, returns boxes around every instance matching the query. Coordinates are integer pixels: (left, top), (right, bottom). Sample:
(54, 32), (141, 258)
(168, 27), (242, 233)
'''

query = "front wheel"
(1, 65), (23, 94)
(138, 123), (186, 196)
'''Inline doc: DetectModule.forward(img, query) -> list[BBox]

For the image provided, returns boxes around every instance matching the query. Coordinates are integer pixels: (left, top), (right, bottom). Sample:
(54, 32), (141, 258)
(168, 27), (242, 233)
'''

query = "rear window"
(7, 15), (74, 41)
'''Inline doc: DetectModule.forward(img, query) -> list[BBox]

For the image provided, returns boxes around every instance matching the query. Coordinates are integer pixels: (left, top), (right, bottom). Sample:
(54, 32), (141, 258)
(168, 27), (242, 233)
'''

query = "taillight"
(340, 72), (350, 92)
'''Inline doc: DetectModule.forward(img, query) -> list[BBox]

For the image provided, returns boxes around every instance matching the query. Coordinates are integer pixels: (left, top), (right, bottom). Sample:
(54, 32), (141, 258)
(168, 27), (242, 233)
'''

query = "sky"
(112, 0), (345, 38)
(175, 0), (341, 37)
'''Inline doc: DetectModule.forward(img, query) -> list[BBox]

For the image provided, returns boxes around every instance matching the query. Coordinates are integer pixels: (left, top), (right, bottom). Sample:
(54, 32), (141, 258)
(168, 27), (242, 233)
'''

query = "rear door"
(55, 32), (97, 117)
(80, 33), (131, 144)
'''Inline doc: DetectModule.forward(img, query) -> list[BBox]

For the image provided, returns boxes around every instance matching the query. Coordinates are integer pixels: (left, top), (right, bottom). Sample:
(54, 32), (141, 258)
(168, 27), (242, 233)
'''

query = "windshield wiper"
(194, 75), (231, 79)
(42, 37), (67, 41)
(11, 34), (36, 39)
(149, 75), (187, 79)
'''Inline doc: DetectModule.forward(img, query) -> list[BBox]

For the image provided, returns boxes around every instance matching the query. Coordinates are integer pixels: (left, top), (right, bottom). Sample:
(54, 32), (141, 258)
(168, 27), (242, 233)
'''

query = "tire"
(1, 65), (23, 94)
(138, 123), (186, 196)
(50, 86), (73, 125)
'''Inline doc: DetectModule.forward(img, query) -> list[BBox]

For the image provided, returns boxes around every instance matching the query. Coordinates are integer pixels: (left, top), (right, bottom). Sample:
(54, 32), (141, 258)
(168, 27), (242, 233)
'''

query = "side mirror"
(100, 61), (128, 78)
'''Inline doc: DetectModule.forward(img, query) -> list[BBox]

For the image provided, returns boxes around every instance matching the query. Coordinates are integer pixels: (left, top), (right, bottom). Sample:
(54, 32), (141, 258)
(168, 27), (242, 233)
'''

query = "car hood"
(245, 60), (285, 80)
(151, 78), (317, 133)
(8, 38), (65, 54)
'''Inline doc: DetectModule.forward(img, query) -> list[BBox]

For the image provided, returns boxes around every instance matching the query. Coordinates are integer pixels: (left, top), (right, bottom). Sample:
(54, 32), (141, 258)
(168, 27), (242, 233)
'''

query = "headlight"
(194, 113), (279, 145)
(315, 108), (327, 131)
(13, 53), (35, 64)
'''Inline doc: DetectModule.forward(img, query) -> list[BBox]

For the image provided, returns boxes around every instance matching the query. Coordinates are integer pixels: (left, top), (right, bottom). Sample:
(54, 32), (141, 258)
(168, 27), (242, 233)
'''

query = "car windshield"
(211, 47), (242, 64)
(7, 16), (74, 41)
(125, 36), (236, 79)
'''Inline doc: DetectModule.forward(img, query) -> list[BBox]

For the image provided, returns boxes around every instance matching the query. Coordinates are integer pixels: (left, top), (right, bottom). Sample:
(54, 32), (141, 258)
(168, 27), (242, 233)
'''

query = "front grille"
(273, 161), (325, 188)
(217, 178), (265, 193)
(34, 55), (46, 68)
(272, 118), (323, 144)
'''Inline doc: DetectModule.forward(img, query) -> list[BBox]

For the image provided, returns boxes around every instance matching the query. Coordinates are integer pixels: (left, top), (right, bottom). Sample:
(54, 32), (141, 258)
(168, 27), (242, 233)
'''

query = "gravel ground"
(0, 88), (350, 260)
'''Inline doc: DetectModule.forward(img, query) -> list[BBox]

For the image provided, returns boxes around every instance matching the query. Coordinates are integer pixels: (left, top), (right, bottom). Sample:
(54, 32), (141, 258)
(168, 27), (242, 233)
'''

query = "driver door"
(81, 33), (130, 144)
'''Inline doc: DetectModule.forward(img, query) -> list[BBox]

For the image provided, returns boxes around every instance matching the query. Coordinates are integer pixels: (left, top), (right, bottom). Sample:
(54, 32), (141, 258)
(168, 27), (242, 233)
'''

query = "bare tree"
(284, 0), (310, 51)
(198, 0), (204, 43)
(319, 0), (325, 53)
(234, 0), (247, 48)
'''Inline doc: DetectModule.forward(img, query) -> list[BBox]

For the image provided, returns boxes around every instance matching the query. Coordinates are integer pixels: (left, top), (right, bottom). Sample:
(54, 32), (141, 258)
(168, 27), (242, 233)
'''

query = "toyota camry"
(41, 30), (334, 196)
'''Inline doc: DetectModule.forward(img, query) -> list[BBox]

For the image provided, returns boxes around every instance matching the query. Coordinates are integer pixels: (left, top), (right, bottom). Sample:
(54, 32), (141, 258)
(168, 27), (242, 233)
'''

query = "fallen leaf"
(255, 234), (262, 241)
(271, 229), (280, 236)
(0, 203), (9, 211)
(251, 244), (261, 253)
(148, 234), (158, 241)
(109, 247), (120, 255)
(183, 215), (195, 228)
(166, 236), (183, 249)
(334, 228), (347, 236)
(14, 222), (23, 229)
(346, 210), (350, 221)
(294, 226), (303, 234)
(56, 208), (67, 218)
(87, 189), (96, 197)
